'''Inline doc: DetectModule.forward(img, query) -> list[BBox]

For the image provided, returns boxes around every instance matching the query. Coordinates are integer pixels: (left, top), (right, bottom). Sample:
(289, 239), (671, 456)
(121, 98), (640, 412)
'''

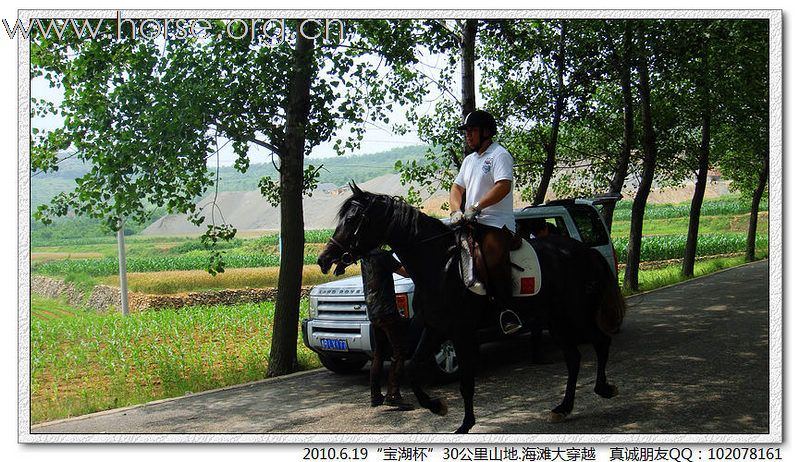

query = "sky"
(28, 34), (461, 164)
(3, 0), (795, 459)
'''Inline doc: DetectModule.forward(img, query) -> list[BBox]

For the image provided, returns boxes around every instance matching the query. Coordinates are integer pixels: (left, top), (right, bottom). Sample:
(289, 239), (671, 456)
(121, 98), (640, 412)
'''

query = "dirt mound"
(142, 174), (732, 236)
(142, 174), (443, 235)
(643, 179), (730, 204)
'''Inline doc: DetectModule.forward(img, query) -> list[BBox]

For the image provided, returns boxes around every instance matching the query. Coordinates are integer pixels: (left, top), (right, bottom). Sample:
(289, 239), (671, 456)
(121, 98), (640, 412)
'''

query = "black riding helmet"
(458, 110), (497, 138)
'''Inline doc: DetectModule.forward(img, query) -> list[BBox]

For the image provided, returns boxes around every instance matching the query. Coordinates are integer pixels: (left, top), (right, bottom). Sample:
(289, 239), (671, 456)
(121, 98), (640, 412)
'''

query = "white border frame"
(17, 9), (783, 444)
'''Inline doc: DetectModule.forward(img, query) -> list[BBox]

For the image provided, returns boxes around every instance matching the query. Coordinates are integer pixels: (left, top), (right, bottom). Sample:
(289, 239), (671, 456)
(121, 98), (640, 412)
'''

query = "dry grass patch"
(99, 264), (362, 294)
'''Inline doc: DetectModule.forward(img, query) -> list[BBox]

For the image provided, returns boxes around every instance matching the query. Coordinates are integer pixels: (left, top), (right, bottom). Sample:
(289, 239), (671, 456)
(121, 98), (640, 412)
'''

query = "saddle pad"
(511, 239), (541, 297)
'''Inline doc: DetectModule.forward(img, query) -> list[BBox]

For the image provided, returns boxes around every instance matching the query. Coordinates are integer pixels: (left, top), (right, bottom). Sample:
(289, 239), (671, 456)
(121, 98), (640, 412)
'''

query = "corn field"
(30, 300), (320, 423)
(613, 233), (769, 262)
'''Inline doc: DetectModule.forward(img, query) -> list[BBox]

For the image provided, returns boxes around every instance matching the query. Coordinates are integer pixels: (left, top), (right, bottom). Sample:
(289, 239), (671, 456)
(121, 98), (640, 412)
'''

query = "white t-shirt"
(454, 142), (516, 230)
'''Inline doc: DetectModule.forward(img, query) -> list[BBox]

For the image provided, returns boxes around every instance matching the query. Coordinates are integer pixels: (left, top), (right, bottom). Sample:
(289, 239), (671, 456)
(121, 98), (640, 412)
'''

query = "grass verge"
(621, 251), (768, 296)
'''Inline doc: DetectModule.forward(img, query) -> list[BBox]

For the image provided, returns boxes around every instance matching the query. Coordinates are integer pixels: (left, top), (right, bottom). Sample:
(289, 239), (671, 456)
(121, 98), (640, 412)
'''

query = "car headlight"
(309, 296), (319, 319)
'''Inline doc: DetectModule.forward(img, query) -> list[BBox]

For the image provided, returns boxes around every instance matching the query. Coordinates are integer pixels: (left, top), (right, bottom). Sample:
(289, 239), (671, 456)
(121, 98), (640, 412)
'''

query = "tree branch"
(249, 137), (283, 156)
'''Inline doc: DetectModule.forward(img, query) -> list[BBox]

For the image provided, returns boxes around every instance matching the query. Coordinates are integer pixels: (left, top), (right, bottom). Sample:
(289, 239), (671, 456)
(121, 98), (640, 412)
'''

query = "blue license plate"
(320, 338), (348, 351)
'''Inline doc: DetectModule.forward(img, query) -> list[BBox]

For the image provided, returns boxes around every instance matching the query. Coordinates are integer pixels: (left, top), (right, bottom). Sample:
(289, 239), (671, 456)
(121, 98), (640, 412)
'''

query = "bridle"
(327, 194), (383, 265)
(327, 193), (463, 266)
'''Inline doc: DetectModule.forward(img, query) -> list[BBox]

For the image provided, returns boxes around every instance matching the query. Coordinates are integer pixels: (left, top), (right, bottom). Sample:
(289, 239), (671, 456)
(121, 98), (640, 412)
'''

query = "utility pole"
(116, 218), (129, 316)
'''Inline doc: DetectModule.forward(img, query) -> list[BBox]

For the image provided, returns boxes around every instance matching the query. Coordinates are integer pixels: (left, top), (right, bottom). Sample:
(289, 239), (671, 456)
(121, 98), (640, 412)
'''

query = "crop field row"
(611, 196), (768, 221)
(613, 232), (769, 262)
(33, 254), (322, 277)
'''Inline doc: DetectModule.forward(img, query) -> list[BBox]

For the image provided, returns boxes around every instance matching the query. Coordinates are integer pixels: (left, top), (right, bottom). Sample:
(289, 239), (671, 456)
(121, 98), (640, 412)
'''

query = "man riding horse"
(449, 109), (522, 334)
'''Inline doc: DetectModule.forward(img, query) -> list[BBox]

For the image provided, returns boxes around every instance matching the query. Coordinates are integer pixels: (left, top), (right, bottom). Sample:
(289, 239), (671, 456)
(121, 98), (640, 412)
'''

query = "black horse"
(317, 185), (626, 433)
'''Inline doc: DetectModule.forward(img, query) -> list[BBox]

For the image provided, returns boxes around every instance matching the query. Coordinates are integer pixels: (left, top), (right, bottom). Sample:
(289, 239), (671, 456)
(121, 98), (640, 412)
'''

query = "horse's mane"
(338, 191), (446, 240)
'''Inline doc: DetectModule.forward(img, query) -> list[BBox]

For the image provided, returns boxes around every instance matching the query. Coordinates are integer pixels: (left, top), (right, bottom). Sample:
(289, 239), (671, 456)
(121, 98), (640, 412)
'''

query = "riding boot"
(479, 226), (520, 334)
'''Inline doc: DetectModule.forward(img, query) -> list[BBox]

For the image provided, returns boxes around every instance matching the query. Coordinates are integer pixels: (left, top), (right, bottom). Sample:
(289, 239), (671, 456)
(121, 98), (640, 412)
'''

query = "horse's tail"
(592, 249), (627, 336)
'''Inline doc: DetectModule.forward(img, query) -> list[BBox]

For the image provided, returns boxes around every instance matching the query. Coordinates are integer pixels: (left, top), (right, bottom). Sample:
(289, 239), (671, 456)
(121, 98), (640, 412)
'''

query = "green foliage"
(711, 20), (770, 200)
(199, 223), (238, 275)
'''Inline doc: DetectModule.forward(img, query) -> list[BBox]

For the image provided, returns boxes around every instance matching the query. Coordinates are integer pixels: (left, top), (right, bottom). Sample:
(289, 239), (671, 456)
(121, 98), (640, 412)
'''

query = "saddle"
(455, 227), (541, 297)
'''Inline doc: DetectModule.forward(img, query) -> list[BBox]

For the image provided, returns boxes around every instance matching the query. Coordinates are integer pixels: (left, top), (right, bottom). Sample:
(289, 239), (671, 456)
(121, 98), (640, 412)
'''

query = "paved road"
(32, 261), (771, 436)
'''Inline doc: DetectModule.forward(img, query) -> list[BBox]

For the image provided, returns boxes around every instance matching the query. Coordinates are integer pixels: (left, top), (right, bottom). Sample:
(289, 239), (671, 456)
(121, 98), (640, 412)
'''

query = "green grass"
(622, 251), (768, 296)
(30, 297), (321, 424)
(30, 294), (86, 320)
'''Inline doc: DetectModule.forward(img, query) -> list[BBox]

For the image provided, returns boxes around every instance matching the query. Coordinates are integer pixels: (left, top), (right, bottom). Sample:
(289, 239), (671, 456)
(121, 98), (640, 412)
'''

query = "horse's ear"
(349, 180), (363, 196)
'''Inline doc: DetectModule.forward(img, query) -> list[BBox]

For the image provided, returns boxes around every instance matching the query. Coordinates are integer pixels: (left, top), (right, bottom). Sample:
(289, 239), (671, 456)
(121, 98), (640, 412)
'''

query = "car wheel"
(318, 354), (368, 374)
(427, 339), (459, 383)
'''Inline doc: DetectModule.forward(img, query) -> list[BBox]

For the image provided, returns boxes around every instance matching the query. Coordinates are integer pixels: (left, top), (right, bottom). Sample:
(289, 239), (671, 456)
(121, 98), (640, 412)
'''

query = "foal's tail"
(593, 249), (627, 336)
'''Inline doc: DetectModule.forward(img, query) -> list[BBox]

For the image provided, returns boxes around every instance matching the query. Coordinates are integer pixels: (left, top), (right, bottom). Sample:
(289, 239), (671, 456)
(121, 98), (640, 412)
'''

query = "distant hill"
(214, 144), (429, 192)
(31, 145), (430, 210)
(30, 156), (94, 210)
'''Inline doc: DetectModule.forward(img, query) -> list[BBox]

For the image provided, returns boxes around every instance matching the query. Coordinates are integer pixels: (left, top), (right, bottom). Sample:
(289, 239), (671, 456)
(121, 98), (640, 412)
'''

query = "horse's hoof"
(428, 398), (448, 416)
(454, 416), (475, 434)
(595, 383), (618, 399)
(548, 411), (567, 423)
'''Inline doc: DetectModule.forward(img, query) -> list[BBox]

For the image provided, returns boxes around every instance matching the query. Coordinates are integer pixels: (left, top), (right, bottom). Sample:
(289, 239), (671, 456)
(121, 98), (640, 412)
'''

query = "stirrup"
(499, 309), (522, 335)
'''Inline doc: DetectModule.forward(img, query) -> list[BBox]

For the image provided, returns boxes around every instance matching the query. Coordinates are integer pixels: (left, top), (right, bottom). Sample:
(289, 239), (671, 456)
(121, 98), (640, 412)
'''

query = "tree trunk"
(682, 35), (711, 278)
(624, 26), (658, 292)
(533, 22), (566, 205)
(602, 21), (634, 229)
(267, 24), (316, 377)
(746, 153), (768, 261)
(458, 19), (478, 163)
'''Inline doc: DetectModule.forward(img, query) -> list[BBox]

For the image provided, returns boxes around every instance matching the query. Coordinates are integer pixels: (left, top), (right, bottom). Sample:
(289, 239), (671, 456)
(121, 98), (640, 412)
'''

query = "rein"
(417, 227), (456, 244)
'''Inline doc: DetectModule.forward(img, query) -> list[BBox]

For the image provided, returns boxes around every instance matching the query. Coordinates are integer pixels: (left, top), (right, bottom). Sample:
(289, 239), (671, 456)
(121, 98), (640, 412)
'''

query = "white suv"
(302, 197), (620, 381)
